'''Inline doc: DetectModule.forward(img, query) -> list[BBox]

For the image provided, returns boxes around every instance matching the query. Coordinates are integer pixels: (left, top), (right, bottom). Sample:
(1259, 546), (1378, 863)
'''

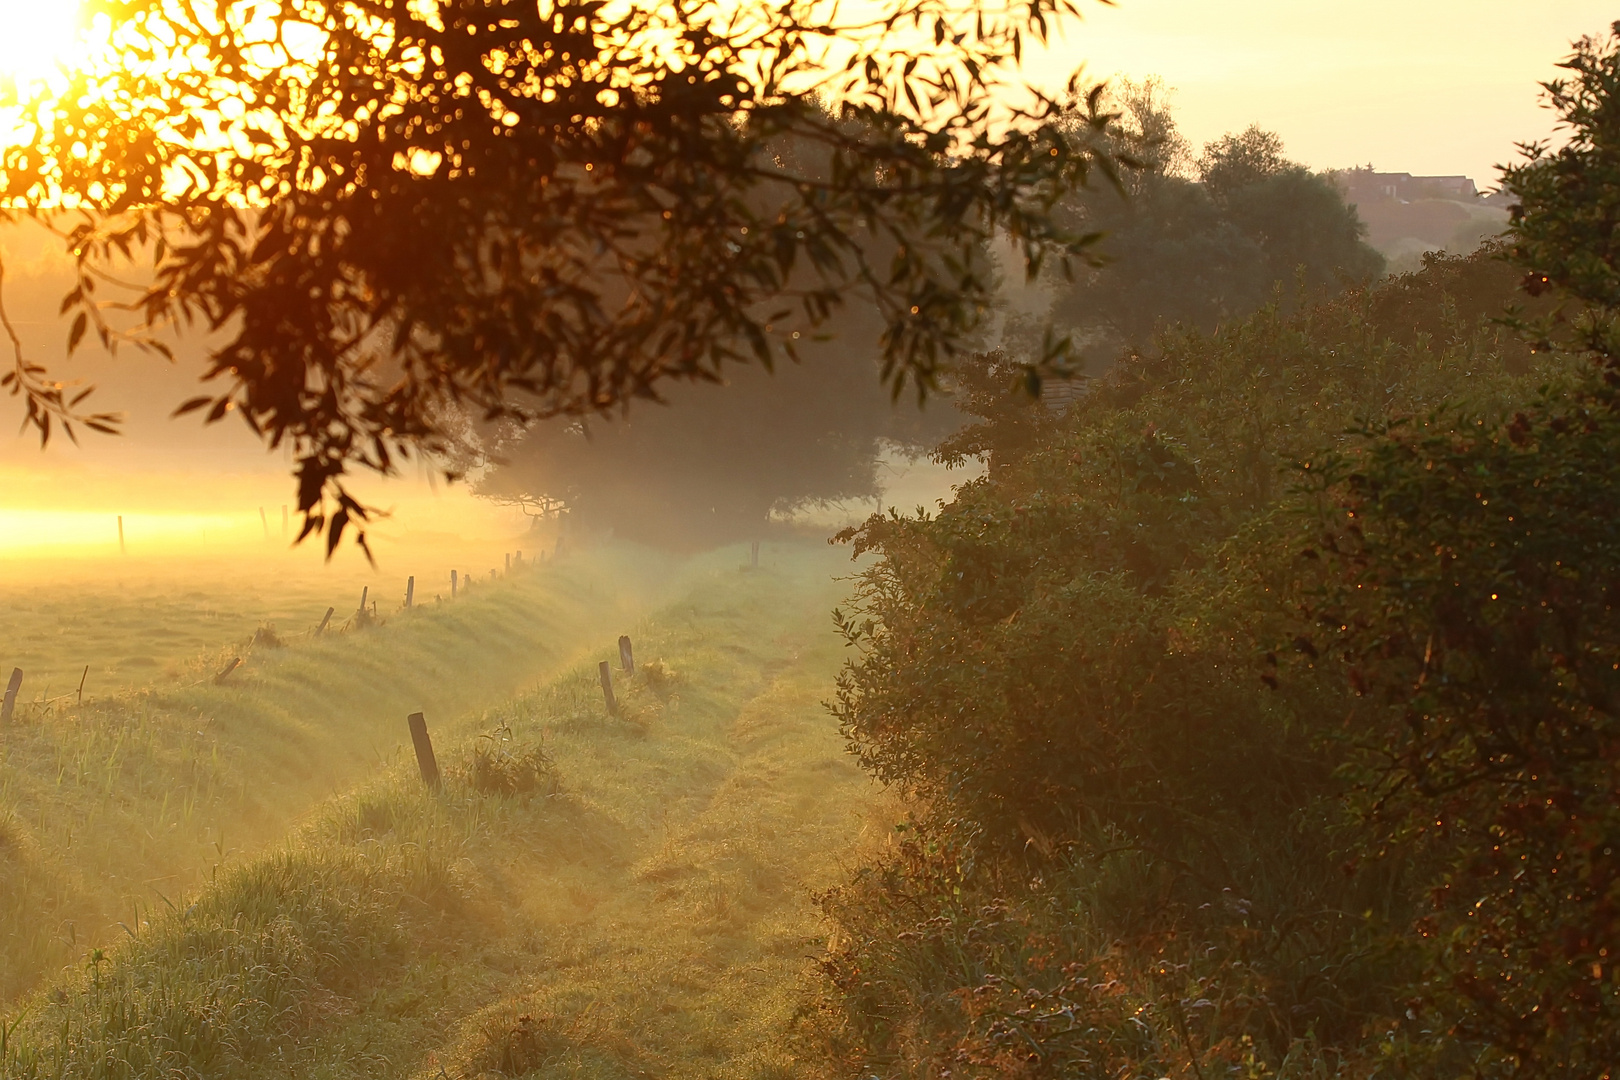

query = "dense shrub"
(1276, 393), (1620, 1076)
(813, 240), (1577, 1075)
(813, 29), (1620, 1067)
(833, 249), (1547, 836)
(1257, 43), (1620, 1062)
(814, 31), (1620, 1062)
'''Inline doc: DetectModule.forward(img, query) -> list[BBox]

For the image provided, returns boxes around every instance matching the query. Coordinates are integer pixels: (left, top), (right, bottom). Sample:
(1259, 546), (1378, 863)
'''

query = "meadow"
(0, 531), (556, 698)
(0, 537), (880, 1078)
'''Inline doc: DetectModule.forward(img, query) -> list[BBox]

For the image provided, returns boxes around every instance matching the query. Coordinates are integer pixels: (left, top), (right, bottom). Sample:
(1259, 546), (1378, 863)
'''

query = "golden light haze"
(0, 0), (82, 90)
(0, 0), (1608, 563)
(132, 0), (1591, 187)
(0, 461), (535, 560)
(0, 1), (1601, 183)
(1027, 0), (1614, 186)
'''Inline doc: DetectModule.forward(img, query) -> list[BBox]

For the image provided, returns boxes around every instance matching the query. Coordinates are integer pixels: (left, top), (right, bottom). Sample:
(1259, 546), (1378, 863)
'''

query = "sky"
(1023, 0), (1614, 188)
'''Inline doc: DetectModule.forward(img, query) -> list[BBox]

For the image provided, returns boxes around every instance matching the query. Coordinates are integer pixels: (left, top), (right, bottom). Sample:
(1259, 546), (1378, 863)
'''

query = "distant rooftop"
(1336, 170), (1474, 202)
(1332, 169), (1516, 208)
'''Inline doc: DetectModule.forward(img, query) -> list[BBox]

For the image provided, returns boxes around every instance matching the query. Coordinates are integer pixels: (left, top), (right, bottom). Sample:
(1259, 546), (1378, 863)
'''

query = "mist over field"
(5, 3), (1620, 1078)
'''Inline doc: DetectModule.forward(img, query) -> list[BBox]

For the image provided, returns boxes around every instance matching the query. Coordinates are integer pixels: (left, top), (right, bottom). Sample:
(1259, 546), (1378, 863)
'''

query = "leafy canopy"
(1505, 20), (1620, 352)
(0, 0), (1115, 553)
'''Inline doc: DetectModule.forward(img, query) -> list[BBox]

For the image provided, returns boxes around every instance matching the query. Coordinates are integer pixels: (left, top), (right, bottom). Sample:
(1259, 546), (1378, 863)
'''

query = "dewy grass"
(0, 543), (686, 1002)
(3, 844), (457, 1080)
(2, 540), (880, 1080)
(0, 536), (555, 697)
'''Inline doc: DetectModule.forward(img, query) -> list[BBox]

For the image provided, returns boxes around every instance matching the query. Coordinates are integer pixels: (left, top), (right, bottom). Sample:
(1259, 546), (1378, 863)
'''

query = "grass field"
(0, 539), (684, 998)
(0, 539), (881, 1078)
(0, 532), (556, 698)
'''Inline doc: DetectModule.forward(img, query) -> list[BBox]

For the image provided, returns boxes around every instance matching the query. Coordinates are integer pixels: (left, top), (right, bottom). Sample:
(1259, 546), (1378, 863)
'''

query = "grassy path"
(2, 542), (882, 1080)
(421, 547), (875, 1079)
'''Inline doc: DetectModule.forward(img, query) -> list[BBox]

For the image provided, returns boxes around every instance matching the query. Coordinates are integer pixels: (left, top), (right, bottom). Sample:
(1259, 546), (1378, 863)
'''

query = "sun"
(0, 0), (85, 91)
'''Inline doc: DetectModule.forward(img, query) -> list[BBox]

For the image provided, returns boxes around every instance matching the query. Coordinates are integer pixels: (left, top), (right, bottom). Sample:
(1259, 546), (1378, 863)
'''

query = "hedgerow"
(812, 33), (1620, 1062)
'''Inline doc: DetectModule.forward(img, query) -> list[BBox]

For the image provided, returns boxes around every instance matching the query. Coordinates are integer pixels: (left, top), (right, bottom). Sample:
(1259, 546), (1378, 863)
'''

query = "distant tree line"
(1044, 79), (1386, 362)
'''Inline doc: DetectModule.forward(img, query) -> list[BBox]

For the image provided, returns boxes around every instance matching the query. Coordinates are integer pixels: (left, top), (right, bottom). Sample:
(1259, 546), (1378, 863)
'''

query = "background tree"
(467, 118), (973, 548)
(1208, 126), (1387, 294)
(0, 0), (1117, 552)
(475, 336), (956, 548)
(1046, 99), (1384, 361)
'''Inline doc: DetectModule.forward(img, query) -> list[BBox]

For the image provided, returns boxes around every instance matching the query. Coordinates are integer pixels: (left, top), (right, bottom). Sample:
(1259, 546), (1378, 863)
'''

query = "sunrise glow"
(0, 508), (253, 555)
(0, 0), (85, 91)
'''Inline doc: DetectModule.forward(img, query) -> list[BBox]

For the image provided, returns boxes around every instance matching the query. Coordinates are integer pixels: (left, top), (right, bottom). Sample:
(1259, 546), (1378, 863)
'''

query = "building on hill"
(1329, 168), (1510, 274)
(1335, 169), (1480, 205)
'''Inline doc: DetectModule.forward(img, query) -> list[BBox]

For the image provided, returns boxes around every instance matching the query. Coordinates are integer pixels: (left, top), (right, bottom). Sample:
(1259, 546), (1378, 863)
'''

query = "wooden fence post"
(117, 515), (125, 555)
(1, 668), (22, 724)
(619, 635), (635, 675)
(405, 576), (415, 609)
(317, 606), (335, 634)
(259, 507), (269, 539)
(357, 586), (369, 624)
(407, 712), (441, 788)
(505, 552), (511, 573)
(214, 657), (242, 685)
(599, 661), (618, 715)
(751, 540), (760, 568)
(451, 569), (458, 598)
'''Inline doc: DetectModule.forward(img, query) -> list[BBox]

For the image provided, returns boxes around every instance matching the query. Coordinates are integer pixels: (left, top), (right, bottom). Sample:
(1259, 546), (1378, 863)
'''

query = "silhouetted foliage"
(0, 0), (1119, 552)
(1504, 21), (1620, 355)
